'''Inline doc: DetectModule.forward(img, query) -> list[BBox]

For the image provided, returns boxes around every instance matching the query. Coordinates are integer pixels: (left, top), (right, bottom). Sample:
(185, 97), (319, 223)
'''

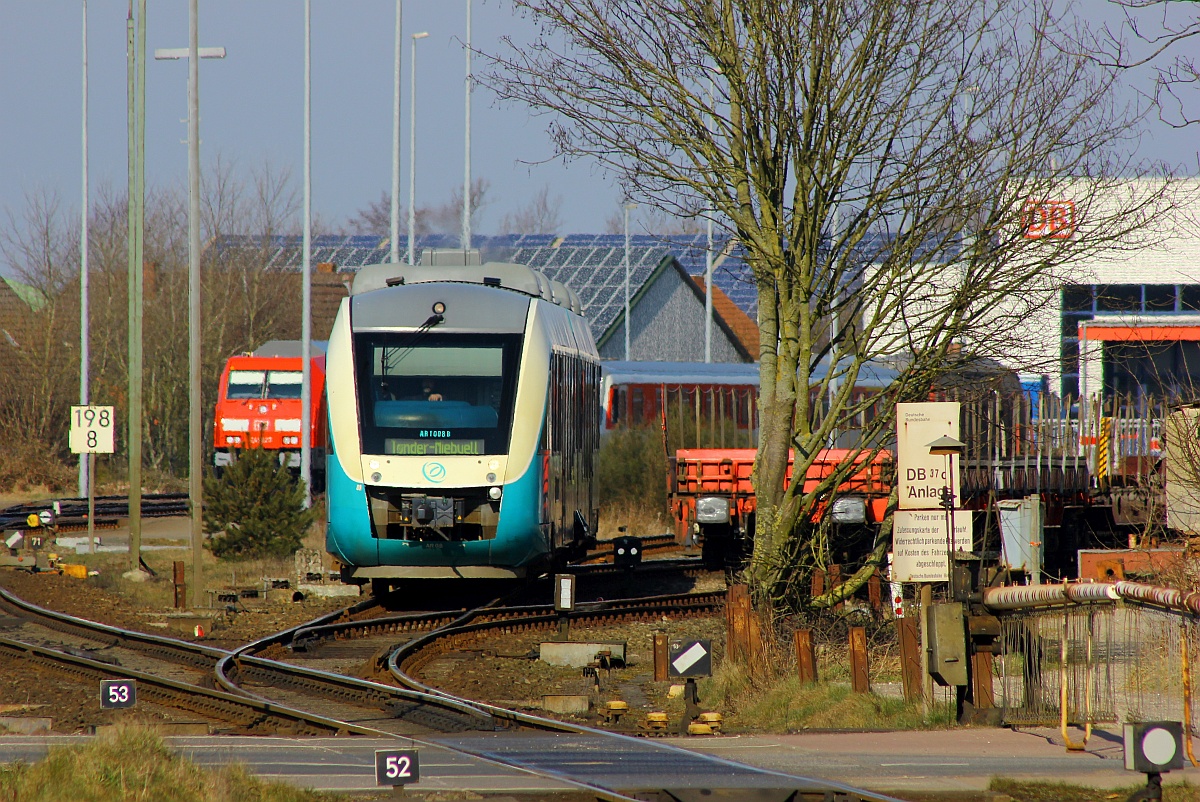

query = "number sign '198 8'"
(69, 405), (115, 454)
(100, 679), (136, 709)
(374, 749), (419, 786)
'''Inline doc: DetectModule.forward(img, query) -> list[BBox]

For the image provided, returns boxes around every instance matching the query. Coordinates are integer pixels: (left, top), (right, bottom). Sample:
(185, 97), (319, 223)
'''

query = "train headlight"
(830, 496), (867, 524)
(695, 496), (730, 524)
(371, 472), (382, 483)
(486, 472), (496, 483)
(488, 486), (502, 501)
(432, 301), (446, 315)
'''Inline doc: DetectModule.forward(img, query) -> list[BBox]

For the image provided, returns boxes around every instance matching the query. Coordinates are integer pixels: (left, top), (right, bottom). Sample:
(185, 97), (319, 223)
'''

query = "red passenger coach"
(600, 360), (761, 434)
(212, 340), (328, 488)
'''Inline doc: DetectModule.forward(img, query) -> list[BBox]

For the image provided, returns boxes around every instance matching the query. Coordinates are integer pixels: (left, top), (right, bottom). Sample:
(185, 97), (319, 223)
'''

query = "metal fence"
(989, 599), (1196, 734)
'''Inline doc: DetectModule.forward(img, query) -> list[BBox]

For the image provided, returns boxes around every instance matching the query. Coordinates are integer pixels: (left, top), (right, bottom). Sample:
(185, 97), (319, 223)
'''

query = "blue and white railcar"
(325, 256), (600, 591)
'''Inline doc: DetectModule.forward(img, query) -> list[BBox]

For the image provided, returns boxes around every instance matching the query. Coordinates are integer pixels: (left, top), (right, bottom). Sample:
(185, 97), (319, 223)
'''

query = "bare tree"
(498, 185), (564, 233)
(483, 0), (1182, 606)
(424, 178), (491, 235)
(603, 203), (705, 235)
(347, 179), (491, 240)
(345, 191), (393, 237)
(1097, 2), (1200, 129)
(0, 188), (79, 486)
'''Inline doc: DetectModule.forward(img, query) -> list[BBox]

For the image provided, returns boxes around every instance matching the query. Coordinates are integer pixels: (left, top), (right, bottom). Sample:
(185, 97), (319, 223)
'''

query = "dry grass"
(596, 499), (674, 540)
(0, 724), (337, 801)
(699, 658), (955, 732)
(77, 513), (329, 608)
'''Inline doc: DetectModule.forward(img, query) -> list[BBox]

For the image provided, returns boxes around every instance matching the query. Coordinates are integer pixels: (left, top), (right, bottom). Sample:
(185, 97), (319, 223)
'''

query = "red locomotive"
(212, 340), (327, 489)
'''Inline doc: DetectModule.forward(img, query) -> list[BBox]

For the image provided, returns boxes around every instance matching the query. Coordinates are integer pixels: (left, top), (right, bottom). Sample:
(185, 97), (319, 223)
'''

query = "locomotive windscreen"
(226, 370), (303, 400)
(354, 332), (522, 457)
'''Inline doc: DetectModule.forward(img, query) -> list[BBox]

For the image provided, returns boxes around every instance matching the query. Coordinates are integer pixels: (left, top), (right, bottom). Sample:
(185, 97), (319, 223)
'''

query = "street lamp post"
(80, 0), (90, 499)
(390, 0), (402, 263)
(154, 9), (226, 608)
(407, 31), (429, 266)
(301, 0), (312, 505)
(462, 0), (471, 251)
(928, 435), (966, 600)
(623, 202), (637, 361)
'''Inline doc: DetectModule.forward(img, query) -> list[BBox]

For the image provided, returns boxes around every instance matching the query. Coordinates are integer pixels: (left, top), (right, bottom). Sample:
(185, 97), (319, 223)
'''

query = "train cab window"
(265, 371), (302, 399)
(227, 370), (265, 399)
(355, 332), (522, 457)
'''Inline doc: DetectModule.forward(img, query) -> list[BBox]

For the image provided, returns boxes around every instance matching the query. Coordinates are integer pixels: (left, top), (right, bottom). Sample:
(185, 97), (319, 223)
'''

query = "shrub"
(596, 425), (668, 509)
(203, 447), (316, 560)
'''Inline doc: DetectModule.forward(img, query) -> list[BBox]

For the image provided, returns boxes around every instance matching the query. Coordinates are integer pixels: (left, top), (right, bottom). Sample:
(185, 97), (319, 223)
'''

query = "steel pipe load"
(982, 582), (1120, 610)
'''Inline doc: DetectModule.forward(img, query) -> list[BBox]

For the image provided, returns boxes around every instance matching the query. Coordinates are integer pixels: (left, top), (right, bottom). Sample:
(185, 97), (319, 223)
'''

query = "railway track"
(0, 493), (189, 534)
(0, 569), (901, 801)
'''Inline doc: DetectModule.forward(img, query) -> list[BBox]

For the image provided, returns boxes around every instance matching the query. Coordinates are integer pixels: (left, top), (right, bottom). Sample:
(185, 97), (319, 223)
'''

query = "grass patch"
(699, 659), (955, 731)
(0, 725), (337, 801)
(987, 777), (1200, 801)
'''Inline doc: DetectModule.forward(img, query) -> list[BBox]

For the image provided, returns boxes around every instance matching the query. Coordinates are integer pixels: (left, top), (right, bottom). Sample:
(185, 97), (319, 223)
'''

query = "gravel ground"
(0, 563), (728, 735)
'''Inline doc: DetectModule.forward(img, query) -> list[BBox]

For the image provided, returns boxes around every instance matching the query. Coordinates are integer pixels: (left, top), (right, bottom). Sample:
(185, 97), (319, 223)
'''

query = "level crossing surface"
(4, 727), (1190, 796)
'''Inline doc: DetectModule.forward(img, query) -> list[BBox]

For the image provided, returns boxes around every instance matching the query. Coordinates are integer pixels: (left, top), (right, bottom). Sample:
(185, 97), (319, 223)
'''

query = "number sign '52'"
(375, 749), (419, 786)
(69, 405), (115, 454)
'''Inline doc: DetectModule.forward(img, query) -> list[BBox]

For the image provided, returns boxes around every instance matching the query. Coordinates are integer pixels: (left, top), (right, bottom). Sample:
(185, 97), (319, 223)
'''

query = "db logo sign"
(1023, 200), (1076, 239)
(422, 462), (447, 483)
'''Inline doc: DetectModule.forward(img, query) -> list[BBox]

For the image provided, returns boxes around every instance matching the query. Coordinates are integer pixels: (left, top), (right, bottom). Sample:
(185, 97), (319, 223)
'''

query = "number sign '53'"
(69, 405), (115, 454)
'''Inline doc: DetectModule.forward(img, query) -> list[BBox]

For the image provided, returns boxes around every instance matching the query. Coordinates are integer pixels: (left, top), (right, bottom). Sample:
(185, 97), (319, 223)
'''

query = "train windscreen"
(265, 371), (302, 399)
(225, 369), (303, 400)
(354, 332), (522, 457)
(227, 370), (265, 399)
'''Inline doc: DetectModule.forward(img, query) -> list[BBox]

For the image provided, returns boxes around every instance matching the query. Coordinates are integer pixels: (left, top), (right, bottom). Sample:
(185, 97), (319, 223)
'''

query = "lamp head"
(927, 435), (966, 456)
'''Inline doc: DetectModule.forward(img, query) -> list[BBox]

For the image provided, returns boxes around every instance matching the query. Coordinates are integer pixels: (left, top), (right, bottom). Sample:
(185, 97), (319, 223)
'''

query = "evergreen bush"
(202, 447), (316, 560)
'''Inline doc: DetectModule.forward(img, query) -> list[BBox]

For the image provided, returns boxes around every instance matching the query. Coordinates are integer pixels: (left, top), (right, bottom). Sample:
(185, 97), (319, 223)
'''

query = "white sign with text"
(892, 509), (974, 582)
(896, 402), (961, 510)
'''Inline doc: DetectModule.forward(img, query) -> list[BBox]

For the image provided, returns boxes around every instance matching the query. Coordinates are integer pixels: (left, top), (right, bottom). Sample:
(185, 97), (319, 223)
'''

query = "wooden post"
(173, 560), (186, 609)
(897, 615), (921, 702)
(868, 573), (882, 614)
(811, 569), (826, 598)
(747, 611), (763, 676)
(829, 564), (844, 611)
(653, 632), (668, 681)
(794, 628), (817, 684)
(919, 584), (933, 714)
(726, 584), (750, 662)
(849, 626), (870, 693)
(972, 647), (995, 710)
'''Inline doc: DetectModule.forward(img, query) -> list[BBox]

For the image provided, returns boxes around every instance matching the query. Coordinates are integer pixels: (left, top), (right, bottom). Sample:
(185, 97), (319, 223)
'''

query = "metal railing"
(980, 582), (1200, 760)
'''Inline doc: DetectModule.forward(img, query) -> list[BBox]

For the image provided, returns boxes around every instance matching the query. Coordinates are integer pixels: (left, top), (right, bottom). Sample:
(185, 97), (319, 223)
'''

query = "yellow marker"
(25, 514), (39, 529)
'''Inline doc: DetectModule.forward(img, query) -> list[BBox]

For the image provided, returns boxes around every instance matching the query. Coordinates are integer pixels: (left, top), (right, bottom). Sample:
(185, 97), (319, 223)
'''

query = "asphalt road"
(0, 725), (1189, 796)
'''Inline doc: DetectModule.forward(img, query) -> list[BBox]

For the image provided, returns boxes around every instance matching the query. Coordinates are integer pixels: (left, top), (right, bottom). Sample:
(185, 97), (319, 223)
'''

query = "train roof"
(601, 360), (761, 387)
(350, 261), (582, 315)
(599, 358), (907, 389)
(808, 358), (903, 388)
(250, 340), (328, 358)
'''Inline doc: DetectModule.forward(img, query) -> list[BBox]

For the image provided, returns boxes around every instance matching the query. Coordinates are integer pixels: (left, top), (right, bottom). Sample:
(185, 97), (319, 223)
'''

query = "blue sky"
(1, 1), (1197, 247)
(0, 1), (622, 240)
